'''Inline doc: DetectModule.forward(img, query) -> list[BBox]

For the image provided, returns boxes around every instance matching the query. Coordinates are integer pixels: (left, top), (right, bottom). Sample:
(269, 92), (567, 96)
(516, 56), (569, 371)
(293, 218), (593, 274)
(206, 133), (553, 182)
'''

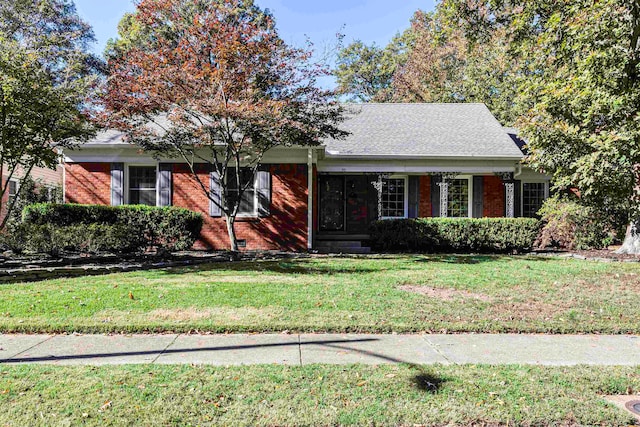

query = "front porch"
(312, 171), (549, 250)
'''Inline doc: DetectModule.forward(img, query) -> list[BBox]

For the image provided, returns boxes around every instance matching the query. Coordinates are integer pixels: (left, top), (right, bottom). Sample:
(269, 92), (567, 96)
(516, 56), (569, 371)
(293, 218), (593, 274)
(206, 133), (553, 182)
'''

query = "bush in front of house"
(2, 223), (146, 256)
(536, 196), (613, 250)
(369, 217), (542, 253)
(20, 203), (204, 253)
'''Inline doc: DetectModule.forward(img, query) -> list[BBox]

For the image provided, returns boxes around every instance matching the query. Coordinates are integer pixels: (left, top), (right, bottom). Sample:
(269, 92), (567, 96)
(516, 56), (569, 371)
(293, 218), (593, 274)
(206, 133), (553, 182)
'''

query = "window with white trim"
(226, 168), (257, 216)
(381, 177), (407, 218)
(447, 178), (470, 218)
(522, 182), (547, 218)
(8, 180), (18, 205)
(129, 166), (157, 206)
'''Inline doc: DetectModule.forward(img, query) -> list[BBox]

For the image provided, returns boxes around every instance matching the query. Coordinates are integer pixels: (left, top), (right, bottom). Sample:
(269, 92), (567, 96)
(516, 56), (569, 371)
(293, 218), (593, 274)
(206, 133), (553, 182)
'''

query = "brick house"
(63, 103), (550, 251)
(1, 164), (62, 223)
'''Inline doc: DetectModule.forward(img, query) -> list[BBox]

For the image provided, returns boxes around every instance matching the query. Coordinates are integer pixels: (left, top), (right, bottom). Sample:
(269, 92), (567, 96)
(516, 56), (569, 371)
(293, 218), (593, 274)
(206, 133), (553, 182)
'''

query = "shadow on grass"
(164, 254), (533, 276)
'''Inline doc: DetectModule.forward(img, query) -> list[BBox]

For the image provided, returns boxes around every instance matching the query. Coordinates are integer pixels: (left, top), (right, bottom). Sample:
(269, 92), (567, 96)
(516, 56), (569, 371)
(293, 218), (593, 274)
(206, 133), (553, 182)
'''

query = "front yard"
(1, 255), (638, 334)
(0, 364), (639, 426)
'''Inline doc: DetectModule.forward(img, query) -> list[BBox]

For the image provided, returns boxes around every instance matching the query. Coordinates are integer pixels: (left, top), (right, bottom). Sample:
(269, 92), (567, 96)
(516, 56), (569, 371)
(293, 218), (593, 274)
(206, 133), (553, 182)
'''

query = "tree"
(0, 0), (100, 231)
(334, 33), (411, 102)
(448, 0), (640, 253)
(392, 7), (521, 125)
(104, 0), (348, 252)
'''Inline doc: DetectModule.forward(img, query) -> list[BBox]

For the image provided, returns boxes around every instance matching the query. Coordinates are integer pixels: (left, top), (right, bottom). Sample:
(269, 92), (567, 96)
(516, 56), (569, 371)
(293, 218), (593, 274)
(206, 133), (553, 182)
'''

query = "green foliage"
(21, 203), (204, 252)
(369, 218), (541, 253)
(0, 0), (102, 230)
(334, 34), (410, 102)
(5, 175), (62, 226)
(537, 197), (613, 250)
(2, 223), (145, 256)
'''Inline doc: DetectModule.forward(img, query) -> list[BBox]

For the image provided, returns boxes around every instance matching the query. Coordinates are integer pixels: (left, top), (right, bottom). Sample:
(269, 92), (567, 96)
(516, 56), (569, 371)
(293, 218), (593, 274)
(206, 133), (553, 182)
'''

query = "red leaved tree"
(103, 0), (347, 251)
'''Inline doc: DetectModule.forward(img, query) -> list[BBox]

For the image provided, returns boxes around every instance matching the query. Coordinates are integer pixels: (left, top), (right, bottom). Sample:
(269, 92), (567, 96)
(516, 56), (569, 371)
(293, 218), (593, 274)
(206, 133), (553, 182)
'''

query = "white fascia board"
(324, 153), (524, 161)
(64, 145), (318, 164)
(317, 164), (517, 174)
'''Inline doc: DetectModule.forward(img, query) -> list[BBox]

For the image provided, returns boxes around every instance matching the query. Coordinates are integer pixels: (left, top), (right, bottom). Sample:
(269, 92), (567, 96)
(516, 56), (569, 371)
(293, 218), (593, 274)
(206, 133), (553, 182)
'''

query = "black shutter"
(209, 166), (222, 217)
(472, 176), (484, 218)
(158, 163), (172, 207)
(256, 165), (271, 217)
(431, 175), (441, 217)
(110, 163), (124, 206)
(408, 176), (420, 218)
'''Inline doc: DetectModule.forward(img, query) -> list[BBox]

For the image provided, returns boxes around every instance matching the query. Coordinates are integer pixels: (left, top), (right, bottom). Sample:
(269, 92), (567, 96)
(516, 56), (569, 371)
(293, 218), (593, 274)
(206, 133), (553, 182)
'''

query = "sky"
(74, 0), (436, 88)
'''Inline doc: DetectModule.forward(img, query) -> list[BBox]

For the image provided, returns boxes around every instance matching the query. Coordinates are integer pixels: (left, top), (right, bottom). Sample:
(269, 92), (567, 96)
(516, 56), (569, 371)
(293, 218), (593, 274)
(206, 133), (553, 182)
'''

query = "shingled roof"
(81, 103), (523, 160)
(324, 103), (524, 159)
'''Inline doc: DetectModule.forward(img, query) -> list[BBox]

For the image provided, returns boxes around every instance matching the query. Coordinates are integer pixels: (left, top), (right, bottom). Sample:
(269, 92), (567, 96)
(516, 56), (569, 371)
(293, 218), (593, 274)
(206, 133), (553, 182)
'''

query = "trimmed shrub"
(536, 197), (612, 250)
(369, 217), (541, 253)
(1, 223), (145, 256)
(21, 203), (204, 252)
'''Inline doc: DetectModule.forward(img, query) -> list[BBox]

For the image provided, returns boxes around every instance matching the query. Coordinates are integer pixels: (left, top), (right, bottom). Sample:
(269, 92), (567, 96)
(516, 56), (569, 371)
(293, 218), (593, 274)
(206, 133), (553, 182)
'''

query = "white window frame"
(125, 163), (160, 207)
(521, 180), (549, 218)
(446, 175), (473, 218)
(380, 175), (409, 220)
(226, 169), (259, 218)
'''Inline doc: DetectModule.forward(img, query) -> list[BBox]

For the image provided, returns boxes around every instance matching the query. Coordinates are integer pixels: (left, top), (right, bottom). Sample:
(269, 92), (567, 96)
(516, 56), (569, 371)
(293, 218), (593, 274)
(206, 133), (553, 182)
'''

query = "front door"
(319, 175), (378, 234)
(319, 175), (345, 232)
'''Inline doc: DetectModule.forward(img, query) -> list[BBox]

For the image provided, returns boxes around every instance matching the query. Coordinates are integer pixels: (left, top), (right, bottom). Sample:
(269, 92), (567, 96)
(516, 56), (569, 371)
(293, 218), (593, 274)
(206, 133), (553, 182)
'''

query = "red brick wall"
(64, 162), (309, 251)
(172, 163), (308, 251)
(418, 175), (432, 217)
(65, 163), (111, 205)
(483, 176), (505, 217)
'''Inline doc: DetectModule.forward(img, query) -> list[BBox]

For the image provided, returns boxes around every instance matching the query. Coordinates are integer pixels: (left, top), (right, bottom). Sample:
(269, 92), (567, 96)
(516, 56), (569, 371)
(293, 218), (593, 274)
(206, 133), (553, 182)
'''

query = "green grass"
(0, 364), (638, 426)
(1, 255), (639, 334)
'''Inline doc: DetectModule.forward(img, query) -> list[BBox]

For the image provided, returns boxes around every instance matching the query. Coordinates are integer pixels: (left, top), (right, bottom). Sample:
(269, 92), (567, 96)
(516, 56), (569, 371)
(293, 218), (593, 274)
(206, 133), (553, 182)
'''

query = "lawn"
(0, 364), (638, 426)
(0, 255), (639, 334)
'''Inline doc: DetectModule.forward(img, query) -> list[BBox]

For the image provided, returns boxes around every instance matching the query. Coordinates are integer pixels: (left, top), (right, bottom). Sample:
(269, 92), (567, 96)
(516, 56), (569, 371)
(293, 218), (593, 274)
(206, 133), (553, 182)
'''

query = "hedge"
(369, 218), (542, 253)
(2, 223), (146, 256)
(21, 203), (204, 253)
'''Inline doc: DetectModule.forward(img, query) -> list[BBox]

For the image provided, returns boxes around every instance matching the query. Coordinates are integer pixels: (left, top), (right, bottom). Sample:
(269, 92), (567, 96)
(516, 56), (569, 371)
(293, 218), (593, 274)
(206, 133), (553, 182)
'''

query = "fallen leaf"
(128, 292), (134, 300)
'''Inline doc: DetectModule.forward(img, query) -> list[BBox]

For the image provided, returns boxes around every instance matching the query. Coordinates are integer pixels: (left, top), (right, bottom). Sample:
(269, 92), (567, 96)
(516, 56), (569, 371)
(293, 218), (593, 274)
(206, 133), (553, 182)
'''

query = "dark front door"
(319, 175), (378, 234)
(345, 175), (377, 234)
(319, 175), (345, 232)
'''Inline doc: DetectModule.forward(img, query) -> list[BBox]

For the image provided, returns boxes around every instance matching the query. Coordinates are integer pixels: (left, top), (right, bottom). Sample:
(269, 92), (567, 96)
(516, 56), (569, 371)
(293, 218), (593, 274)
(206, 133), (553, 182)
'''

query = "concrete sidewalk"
(1, 333), (639, 366)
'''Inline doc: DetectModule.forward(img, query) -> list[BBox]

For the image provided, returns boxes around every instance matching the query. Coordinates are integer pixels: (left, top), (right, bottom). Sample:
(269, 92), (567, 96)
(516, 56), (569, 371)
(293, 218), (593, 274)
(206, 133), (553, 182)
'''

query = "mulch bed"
(571, 249), (640, 262)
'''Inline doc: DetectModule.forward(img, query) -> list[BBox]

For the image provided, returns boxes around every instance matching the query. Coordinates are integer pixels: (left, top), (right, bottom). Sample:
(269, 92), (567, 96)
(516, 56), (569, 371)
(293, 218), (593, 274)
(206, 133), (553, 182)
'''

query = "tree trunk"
(615, 220), (640, 254)
(225, 215), (239, 253)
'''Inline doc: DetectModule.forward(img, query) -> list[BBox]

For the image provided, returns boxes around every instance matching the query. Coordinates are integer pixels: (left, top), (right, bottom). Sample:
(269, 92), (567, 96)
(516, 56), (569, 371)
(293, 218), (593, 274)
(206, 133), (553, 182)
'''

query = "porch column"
(307, 148), (313, 250)
(505, 182), (515, 218)
(438, 181), (449, 218)
(496, 172), (516, 219)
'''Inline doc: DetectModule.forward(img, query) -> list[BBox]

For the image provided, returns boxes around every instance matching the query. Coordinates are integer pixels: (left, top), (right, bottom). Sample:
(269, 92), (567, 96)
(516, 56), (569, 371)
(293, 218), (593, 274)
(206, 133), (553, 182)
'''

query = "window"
(226, 168), (257, 216)
(8, 180), (18, 205)
(129, 166), (157, 206)
(447, 179), (470, 218)
(381, 177), (406, 218)
(523, 182), (547, 218)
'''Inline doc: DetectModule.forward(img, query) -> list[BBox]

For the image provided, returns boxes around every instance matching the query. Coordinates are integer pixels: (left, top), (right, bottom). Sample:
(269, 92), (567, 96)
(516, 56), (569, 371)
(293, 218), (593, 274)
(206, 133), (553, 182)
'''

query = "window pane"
(129, 166), (156, 190)
(523, 183), (546, 218)
(226, 169), (256, 215)
(129, 166), (156, 206)
(381, 178), (405, 218)
(447, 179), (469, 217)
(8, 180), (17, 204)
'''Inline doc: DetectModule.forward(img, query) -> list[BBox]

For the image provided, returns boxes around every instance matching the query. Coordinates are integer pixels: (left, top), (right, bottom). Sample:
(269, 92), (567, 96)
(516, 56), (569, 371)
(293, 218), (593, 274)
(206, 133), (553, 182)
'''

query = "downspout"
(514, 163), (523, 179)
(307, 148), (313, 251)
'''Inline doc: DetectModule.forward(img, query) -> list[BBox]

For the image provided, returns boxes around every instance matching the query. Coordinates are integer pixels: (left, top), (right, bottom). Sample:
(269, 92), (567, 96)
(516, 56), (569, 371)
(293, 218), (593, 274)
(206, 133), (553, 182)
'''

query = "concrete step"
(315, 240), (363, 248)
(316, 247), (372, 255)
